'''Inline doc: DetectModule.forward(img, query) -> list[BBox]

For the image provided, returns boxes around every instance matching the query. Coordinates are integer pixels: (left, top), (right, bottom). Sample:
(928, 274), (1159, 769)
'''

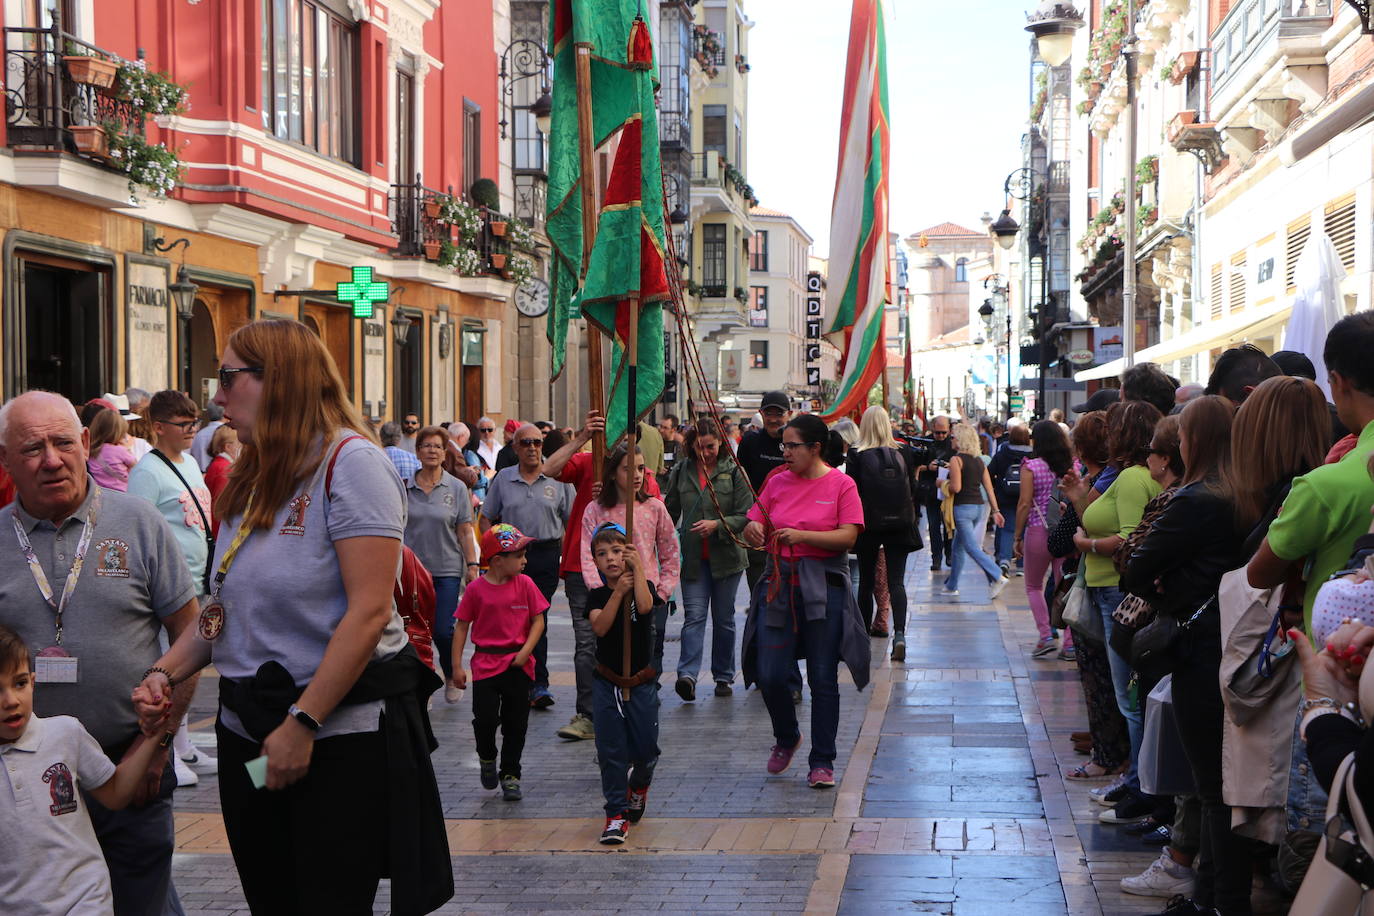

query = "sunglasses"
(517, 438), (543, 448)
(218, 366), (263, 391)
(478, 427), (495, 433)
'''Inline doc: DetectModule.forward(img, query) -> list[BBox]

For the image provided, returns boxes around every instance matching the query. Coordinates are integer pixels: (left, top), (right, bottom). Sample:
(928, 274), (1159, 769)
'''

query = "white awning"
(1074, 300), (1292, 383)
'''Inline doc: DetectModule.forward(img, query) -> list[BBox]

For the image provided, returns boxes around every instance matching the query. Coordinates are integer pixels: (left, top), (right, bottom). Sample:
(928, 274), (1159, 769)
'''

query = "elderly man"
(0, 391), (200, 915)
(480, 422), (571, 709)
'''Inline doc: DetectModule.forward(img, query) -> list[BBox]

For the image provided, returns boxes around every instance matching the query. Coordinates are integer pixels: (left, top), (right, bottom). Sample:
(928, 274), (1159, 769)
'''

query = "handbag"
(1061, 573), (1102, 643)
(1291, 753), (1374, 915)
(1047, 499), (1081, 559)
(1138, 675), (1196, 796)
(1132, 596), (1214, 682)
(1049, 570), (1076, 629)
(1110, 594), (1155, 660)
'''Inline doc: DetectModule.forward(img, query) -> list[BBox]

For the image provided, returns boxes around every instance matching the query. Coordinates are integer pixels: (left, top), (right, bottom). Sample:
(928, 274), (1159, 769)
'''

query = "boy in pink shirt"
(452, 524), (548, 801)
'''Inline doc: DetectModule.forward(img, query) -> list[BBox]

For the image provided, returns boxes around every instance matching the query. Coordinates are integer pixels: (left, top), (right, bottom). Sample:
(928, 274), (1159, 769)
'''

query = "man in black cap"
(1071, 388), (1120, 414)
(736, 390), (790, 593)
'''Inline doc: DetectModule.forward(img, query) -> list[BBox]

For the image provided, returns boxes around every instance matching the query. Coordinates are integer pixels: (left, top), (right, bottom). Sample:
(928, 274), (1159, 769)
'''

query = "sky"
(745, 0), (1037, 259)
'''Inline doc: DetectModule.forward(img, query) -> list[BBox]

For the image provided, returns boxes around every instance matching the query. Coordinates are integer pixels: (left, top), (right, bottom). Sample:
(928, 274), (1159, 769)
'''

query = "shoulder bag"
(1108, 488), (1178, 658)
(1131, 595), (1215, 683)
(150, 448), (215, 596)
(1290, 752), (1374, 915)
(1060, 573), (1101, 643)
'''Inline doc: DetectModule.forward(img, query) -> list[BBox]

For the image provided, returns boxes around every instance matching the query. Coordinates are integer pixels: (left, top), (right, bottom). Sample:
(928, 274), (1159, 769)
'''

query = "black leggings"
(472, 666), (532, 779)
(855, 537), (911, 632)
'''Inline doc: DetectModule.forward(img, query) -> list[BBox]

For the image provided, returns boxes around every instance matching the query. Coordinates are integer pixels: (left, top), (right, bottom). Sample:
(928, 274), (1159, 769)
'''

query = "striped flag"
(819, 0), (891, 421)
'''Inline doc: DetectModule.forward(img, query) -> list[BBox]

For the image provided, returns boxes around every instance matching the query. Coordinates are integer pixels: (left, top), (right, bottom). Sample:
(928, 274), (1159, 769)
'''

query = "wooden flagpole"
(622, 297), (639, 698)
(575, 44), (606, 472)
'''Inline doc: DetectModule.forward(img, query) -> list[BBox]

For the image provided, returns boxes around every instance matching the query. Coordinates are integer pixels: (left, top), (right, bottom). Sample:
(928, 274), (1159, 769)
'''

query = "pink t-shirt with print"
(747, 467), (865, 558)
(455, 573), (549, 681)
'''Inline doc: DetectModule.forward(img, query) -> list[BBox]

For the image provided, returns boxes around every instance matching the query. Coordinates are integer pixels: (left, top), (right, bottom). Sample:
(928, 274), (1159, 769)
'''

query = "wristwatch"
(288, 703), (322, 732)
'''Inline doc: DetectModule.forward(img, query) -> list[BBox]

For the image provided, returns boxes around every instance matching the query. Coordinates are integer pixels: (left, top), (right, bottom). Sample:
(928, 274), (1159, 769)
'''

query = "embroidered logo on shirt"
(94, 539), (131, 578)
(543, 484), (557, 501)
(442, 492), (455, 508)
(279, 494), (311, 536)
(43, 762), (77, 815)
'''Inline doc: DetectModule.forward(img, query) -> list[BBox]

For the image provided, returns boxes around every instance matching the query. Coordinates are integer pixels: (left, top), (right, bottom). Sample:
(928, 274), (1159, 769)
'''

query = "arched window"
(954, 258), (968, 283)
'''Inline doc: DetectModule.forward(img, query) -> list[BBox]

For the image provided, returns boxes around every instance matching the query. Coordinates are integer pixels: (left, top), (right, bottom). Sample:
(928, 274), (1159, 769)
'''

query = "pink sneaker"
(808, 767), (836, 788)
(766, 735), (803, 774)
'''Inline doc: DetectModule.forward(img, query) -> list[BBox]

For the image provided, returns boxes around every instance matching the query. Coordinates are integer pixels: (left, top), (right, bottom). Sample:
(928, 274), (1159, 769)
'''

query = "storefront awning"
(1073, 300), (1293, 383)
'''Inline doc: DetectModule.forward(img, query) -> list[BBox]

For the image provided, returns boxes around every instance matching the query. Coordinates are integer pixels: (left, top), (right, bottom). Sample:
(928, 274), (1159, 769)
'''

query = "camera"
(895, 432), (937, 466)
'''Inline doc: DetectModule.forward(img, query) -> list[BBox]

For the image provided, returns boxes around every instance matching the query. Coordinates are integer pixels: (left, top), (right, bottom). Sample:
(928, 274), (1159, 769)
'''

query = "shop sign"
(126, 258), (171, 392)
(1094, 326), (1123, 362)
(720, 350), (742, 389)
(1066, 349), (1095, 366)
(362, 310), (386, 419)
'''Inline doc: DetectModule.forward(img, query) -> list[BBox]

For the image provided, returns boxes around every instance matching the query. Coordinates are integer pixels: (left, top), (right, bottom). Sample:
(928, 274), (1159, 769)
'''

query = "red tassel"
(627, 16), (653, 70)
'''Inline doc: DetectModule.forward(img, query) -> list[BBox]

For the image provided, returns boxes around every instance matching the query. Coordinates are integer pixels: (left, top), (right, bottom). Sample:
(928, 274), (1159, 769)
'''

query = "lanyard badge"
(198, 504), (254, 643)
(13, 488), (101, 683)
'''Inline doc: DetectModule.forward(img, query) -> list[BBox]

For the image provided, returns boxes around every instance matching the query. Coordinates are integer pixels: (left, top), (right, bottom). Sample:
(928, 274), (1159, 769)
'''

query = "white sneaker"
(445, 683), (463, 704)
(180, 749), (218, 775)
(1120, 850), (1195, 898)
(939, 587), (960, 597)
(989, 576), (1010, 599)
(1089, 773), (1128, 807)
(173, 753), (199, 788)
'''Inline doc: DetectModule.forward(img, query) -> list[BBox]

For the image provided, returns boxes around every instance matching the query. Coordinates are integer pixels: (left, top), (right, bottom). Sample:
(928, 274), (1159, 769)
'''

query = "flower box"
(489, 220), (507, 237)
(63, 55), (117, 89)
(1171, 51), (1199, 86)
(1166, 110), (1197, 144)
(424, 199), (442, 219)
(69, 124), (108, 158)
(490, 253), (507, 269)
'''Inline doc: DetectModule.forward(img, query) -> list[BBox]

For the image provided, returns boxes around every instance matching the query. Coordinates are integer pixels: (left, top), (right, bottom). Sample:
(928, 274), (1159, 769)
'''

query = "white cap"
(100, 393), (139, 419)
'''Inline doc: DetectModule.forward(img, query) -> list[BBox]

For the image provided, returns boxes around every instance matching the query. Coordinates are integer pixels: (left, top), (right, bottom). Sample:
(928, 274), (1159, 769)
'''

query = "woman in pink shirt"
(741, 414), (871, 790)
(86, 408), (136, 491)
(581, 443), (681, 684)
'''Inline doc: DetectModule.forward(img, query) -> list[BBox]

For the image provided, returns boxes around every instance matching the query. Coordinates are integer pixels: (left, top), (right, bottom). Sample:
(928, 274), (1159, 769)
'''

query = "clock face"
(515, 277), (551, 317)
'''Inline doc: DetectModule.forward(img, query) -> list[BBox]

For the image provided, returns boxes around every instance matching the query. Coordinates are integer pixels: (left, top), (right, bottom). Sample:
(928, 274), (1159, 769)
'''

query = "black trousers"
(855, 536), (911, 633)
(1172, 616), (1252, 915)
(472, 666), (532, 778)
(216, 721), (388, 915)
(523, 539), (562, 689)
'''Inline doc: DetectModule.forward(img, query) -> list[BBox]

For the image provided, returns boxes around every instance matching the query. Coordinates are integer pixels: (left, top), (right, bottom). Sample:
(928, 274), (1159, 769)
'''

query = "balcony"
(688, 151), (756, 221)
(390, 177), (525, 297)
(1211, 0), (1334, 129)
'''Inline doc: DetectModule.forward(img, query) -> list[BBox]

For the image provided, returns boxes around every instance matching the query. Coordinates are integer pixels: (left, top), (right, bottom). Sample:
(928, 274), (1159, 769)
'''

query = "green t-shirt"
(1266, 420), (1374, 631)
(1080, 464), (1161, 587)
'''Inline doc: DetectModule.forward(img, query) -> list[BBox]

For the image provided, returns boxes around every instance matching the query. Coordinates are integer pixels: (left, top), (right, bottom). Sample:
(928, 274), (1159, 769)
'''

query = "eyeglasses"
(517, 438), (543, 448)
(158, 419), (201, 433)
(781, 441), (814, 451)
(218, 366), (262, 391)
(417, 442), (446, 451)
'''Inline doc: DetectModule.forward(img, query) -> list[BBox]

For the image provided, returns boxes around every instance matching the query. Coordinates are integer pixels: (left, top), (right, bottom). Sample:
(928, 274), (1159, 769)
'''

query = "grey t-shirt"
(403, 471), (474, 577)
(0, 715), (117, 915)
(481, 466), (571, 541)
(212, 435), (409, 740)
(0, 485), (196, 750)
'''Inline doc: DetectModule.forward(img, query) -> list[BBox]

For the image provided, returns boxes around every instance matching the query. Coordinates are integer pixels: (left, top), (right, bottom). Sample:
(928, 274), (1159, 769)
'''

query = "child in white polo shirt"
(0, 625), (169, 915)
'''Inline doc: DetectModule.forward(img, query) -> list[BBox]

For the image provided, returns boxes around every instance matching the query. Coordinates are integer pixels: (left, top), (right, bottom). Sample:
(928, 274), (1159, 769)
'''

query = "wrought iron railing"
(390, 176), (452, 259)
(4, 26), (139, 156)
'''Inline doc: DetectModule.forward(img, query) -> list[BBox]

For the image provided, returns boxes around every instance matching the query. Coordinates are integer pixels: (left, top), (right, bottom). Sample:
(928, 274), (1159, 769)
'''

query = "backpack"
(1001, 452), (1025, 502)
(854, 447), (915, 534)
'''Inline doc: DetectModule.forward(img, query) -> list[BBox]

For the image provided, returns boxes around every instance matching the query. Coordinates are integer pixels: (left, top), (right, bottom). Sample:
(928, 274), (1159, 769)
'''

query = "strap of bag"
(324, 434), (368, 497)
(150, 448), (215, 594)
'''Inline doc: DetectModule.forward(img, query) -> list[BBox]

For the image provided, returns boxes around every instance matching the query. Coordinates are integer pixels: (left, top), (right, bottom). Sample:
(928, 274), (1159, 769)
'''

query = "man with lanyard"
(735, 391), (791, 594)
(480, 423), (572, 709)
(916, 415), (957, 571)
(0, 391), (199, 915)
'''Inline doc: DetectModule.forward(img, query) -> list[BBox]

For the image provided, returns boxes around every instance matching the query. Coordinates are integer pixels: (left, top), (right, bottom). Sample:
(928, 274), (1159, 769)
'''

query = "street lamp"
(989, 209), (1020, 251)
(391, 309), (413, 347)
(531, 88), (553, 136)
(168, 265), (198, 321)
(1025, 1), (1085, 68)
(498, 38), (552, 141)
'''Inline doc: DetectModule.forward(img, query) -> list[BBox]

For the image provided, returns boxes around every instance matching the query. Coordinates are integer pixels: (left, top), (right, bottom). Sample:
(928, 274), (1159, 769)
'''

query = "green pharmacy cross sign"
(337, 266), (389, 318)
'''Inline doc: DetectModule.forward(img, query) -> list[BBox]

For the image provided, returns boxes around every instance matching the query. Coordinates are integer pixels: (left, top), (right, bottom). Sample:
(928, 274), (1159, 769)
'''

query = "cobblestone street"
(169, 545), (1173, 915)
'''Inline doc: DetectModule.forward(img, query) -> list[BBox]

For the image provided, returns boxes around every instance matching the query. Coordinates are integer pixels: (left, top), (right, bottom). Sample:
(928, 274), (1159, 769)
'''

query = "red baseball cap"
(503, 418), (521, 438)
(480, 523), (535, 565)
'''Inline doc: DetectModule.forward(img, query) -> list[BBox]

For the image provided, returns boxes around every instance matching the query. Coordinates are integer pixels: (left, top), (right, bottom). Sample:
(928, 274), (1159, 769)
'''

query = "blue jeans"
(563, 572), (597, 719)
(946, 503), (1002, 588)
(432, 576), (461, 682)
(1091, 583), (1142, 787)
(1287, 706), (1330, 833)
(755, 579), (845, 770)
(994, 517), (1016, 567)
(678, 560), (740, 684)
(591, 676), (660, 816)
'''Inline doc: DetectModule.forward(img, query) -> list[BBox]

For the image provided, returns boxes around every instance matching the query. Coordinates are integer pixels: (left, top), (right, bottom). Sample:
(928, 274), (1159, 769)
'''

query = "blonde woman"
(944, 422), (1010, 599)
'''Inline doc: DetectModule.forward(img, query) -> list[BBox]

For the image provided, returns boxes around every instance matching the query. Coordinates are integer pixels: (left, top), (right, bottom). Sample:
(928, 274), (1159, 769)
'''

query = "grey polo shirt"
(0, 484), (196, 750)
(403, 471), (474, 577)
(481, 465), (571, 541)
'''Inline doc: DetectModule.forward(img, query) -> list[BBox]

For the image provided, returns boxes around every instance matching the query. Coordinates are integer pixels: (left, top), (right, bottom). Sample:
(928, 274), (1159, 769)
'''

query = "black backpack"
(1002, 452), (1025, 502)
(854, 447), (915, 534)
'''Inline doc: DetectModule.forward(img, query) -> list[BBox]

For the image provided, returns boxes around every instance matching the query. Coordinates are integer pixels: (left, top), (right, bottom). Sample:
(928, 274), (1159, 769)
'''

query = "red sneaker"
(808, 766), (835, 788)
(626, 786), (649, 824)
(766, 734), (803, 775)
(599, 814), (629, 845)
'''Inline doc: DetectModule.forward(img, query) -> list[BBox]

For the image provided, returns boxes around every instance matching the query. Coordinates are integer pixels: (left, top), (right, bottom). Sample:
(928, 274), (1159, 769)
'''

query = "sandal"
(1071, 731), (1091, 742)
(1065, 762), (1116, 780)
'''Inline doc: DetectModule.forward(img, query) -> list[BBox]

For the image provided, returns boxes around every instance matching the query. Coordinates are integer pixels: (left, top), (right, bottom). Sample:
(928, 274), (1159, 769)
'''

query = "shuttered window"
(1210, 263), (1224, 320)
(1230, 253), (1247, 314)
(1325, 195), (1357, 273)
(1286, 215), (1311, 293)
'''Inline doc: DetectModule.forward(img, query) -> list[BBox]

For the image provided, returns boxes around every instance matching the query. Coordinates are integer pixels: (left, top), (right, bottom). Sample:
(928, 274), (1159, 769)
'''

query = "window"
(702, 104), (727, 158)
(702, 224), (727, 297)
(954, 258), (968, 283)
(1325, 195), (1357, 273)
(395, 63), (415, 184)
(748, 286), (768, 327)
(463, 100), (482, 194)
(750, 339), (769, 369)
(261, 0), (358, 164)
(1286, 215), (1311, 293)
(749, 231), (769, 272)
(1230, 252), (1247, 313)
(1210, 263), (1224, 319)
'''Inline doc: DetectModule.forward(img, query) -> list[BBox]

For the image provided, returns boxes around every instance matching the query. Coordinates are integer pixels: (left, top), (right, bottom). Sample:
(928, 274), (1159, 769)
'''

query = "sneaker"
(1147, 897), (1210, 915)
(1000, 561), (1011, 577)
(869, 626), (889, 638)
(791, 689), (803, 705)
(714, 681), (733, 697)
(808, 767), (836, 788)
(1032, 636), (1058, 658)
(626, 786), (649, 823)
(479, 759), (498, 790)
(180, 749), (218, 775)
(1059, 645), (1077, 661)
(939, 587), (960, 597)
(767, 735), (803, 775)
(1121, 853), (1196, 898)
(1140, 824), (1172, 847)
(674, 675), (696, 702)
(599, 814), (629, 845)
(1090, 775), (1129, 807)
(445, 683), (463, 704)
(1100, 792), (1154, 824)
(1012, 566), (1025, 577)
(556, 714), (595, 741)
(173, 753), (199, 788)
(501, 775), (522, 801)
(529, 686), (555, 709)
(989, 576), (1011, 599)
(890, 635), (906, 663)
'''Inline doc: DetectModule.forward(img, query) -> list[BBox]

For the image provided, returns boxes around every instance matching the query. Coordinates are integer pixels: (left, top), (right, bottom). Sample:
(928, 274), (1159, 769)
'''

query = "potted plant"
(114, 60), (189, 117)
(469, 177), (500, 210)
(424, 197), (443, 219)
(507, 219), (537, 251)
(63, 53), (118, 89)
(104, 120), (184, 204)
(69, 123), (108, 157)
(1135, 155), (1159, 184)
(490, 253), (507, 269)
(1167, 110), (1197, 143)
(423, 239), (442, 261)
(436, 194), (484, 241)
(506, 255), (535, 286)
(489, 220), (508, 237)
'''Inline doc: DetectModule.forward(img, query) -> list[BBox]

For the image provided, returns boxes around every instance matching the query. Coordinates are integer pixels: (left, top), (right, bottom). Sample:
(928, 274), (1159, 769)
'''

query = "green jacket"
(664, 455), (754, 580)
